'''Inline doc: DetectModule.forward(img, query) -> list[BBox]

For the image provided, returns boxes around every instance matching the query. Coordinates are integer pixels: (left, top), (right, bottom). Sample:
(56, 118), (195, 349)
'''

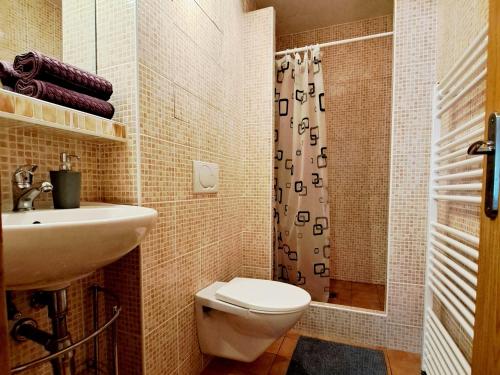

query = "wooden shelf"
(0, 89), (126, 142)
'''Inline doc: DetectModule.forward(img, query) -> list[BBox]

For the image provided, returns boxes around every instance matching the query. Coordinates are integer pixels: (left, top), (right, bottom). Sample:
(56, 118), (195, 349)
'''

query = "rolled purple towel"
(16, 79), (115, 119)
(14, 51), (113, 100)
(0, 61), (21, 90)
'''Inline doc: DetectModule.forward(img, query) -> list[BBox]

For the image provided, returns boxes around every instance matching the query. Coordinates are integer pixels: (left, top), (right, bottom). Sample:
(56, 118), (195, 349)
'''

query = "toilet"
(195, 277), (311, 362)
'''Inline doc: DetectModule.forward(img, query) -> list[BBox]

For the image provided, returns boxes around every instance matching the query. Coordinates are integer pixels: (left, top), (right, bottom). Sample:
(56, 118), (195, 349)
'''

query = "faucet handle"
(13, 164), (38, 188)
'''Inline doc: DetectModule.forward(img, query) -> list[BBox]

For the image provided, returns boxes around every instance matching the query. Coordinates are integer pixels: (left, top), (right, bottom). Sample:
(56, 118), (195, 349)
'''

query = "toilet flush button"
(193, 160), (219, 193)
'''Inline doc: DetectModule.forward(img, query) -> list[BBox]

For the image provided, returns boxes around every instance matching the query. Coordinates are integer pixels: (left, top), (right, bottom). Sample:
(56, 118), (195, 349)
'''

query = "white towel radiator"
(422, 26), (488, 375)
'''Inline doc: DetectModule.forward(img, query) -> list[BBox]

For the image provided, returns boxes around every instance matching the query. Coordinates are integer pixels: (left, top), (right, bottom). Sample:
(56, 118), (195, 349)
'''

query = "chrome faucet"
(12, 165), (53, 211)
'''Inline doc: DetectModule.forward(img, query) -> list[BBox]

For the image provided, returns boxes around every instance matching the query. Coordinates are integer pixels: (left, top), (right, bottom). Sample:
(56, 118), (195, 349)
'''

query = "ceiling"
(255, 0), (394, 36)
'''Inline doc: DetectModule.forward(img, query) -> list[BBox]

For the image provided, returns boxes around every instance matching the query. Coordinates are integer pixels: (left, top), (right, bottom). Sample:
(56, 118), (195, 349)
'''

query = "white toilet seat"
(195, 278), (311, 362)
(215, 277), (311, 313)
(196, 281), (250, 317)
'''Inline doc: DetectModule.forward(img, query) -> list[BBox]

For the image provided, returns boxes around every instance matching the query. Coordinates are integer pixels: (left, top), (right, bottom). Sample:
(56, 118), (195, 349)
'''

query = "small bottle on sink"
(50, 152), (81, 209)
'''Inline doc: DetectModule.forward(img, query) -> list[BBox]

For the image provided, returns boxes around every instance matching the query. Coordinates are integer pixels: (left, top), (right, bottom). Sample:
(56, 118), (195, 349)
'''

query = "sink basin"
(2, 203), (157, 290)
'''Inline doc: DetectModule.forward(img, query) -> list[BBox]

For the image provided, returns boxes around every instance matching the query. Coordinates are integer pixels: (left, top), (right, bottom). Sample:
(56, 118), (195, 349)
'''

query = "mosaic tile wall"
(62, 0), (97, 73)
(436, 0), (489, 81)
(431, 0), (488, 364)
(3, 1), (274, 373)
(277, 15), (393, 285)
(1, 2), (458, 374)
(241, 8), (275, 280)
(294, 0), (437, 354)
(0, 0), (62, 62)
(94, 0), (142, 374)
(135, 1), (271, 374)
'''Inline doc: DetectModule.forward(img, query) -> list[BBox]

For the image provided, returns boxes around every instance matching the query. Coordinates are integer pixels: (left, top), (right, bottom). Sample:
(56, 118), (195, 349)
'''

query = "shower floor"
(328, 279), (385, 311)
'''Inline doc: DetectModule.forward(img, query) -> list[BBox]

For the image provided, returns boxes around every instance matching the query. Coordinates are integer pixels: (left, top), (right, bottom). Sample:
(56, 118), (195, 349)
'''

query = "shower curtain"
(273, 48), (330, 302)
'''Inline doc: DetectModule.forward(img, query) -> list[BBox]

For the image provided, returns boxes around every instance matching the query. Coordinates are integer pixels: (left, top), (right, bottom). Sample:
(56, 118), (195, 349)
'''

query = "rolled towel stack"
(7, 51), (114, 119)
(16, 80), (115, 119)
(0, 61), (21, 91)
(14, 51), (112, 99)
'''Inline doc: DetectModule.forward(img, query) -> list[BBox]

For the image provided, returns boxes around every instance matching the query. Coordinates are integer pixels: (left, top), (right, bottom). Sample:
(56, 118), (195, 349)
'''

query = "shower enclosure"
(273, 15), (393, 310)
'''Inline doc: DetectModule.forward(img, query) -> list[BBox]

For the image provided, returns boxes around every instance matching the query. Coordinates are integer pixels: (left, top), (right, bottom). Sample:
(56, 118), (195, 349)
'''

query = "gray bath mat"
(287, 336), (387, 375)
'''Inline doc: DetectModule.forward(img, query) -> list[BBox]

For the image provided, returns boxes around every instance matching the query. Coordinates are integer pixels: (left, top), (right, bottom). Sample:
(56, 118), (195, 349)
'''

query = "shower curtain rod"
(275, 31), (394, 56)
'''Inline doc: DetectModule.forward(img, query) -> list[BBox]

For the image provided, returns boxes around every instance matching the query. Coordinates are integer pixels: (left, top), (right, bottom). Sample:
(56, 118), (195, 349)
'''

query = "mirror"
(0, 0), (97, 73)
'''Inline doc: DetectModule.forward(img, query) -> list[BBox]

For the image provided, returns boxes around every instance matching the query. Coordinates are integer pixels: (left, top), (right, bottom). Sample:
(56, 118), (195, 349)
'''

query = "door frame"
(471, 0), (500, 373)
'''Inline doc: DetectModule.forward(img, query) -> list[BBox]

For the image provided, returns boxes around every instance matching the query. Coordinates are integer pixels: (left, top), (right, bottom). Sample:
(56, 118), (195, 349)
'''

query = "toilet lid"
(215, 278), (311, 313)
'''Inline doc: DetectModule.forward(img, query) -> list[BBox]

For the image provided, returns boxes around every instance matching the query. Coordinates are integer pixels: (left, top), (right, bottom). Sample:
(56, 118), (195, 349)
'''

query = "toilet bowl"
(195, 277), (311, 362)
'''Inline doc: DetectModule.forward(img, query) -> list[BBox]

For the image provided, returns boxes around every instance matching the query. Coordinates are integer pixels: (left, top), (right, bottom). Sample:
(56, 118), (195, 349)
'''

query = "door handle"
(468, 112), (500, 219)
(467, 140), (495, 155)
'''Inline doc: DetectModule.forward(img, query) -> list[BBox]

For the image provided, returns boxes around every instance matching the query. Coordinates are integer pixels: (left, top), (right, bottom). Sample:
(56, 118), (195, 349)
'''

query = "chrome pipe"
(11, 304), (121, 374)
(112, 305), (119, 375)
(46, 289), (75, 375)
(92, 285), (100, 375)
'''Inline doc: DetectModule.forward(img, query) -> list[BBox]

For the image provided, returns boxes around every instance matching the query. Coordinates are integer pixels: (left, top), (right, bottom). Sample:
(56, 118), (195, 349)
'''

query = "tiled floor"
(328, 279), (386, 311)
(201, 330), (421, 375)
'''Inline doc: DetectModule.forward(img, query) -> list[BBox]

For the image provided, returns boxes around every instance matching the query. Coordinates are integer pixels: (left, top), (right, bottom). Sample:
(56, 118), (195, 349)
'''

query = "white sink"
(2, 203), (157, 290)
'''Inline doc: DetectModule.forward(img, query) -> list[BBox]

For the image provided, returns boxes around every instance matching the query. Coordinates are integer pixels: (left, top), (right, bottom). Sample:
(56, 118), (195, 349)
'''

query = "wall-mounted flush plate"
(193, 160), (219, 193)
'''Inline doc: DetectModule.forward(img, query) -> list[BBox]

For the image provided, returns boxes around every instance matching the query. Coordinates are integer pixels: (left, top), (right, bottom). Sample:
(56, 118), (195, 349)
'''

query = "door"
(472, 0), (500, 373)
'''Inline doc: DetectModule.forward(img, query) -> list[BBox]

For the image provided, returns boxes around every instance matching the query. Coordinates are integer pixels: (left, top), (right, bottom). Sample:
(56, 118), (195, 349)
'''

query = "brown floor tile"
(350, 282), (383, 311)
(350, 297), (383, 311)
(278, 337), (298, 358)
(330, 279), (387, 311)
(386, 350), (421, 375)
(203, 352), (276, 375)
(285, 330), (300, 340)
(384, 350), (393, 375)
(351, 289), (379, 301)
(201, 357), (243, 375)
(352, 281), (379, 294)
(328, 297), (352, 306)
(329, 278), (352, 306)
(330, 279), (352, 291)
(234, 352), (276, 375)
(331, 287), (352, 297)
(266, 337), (284, 354)
(377, 284), (386, 304)
(269, 355), (290, 375)
(203, 332), (422, 375)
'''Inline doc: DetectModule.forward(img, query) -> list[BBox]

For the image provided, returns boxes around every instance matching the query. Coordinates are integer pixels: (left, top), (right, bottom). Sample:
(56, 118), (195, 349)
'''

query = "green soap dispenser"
(50, 152), (81, 209)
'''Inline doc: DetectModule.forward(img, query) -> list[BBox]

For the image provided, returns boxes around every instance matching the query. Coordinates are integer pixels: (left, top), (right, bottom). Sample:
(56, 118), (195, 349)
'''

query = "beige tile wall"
(436, 0), (489, 81)
(293, 0), (437, 353)
(3, 1), (274, 373)
(95, 0), (142, 374)
(277, 15), (393, 285)
(241, 8), (275, 280)
(2, 1), (445, 373)
(0, 0), (62, 62)
(136, 1), (270, 374)
(62, 0), (96, 73)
